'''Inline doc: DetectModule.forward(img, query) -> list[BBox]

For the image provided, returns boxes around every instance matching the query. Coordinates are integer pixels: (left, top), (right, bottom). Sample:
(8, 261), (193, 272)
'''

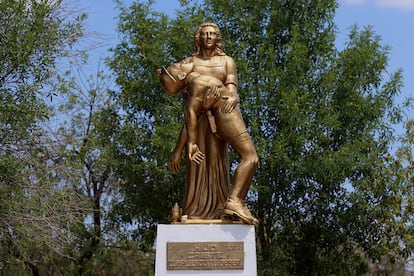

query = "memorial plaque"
(167, 241), (244, 270)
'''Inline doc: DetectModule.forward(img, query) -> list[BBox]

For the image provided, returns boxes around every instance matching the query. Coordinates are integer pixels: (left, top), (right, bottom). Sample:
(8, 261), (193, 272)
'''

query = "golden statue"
(158, 22), (259, 225)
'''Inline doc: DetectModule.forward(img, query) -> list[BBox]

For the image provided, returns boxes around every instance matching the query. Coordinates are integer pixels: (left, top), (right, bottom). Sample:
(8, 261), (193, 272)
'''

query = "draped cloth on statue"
(183, 112), (230, 219)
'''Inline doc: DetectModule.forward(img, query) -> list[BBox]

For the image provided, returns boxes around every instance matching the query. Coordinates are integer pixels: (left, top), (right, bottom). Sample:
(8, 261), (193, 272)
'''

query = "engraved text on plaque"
(167, 241), (244, 270)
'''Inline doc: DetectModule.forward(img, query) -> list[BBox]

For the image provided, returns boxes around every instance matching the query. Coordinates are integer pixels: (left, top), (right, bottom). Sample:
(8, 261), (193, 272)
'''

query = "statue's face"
(199, 26), (218, 50)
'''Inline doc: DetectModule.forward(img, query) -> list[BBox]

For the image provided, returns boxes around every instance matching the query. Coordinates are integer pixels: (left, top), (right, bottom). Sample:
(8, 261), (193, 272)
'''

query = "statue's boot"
(241, 200), (259, 226)
(224, 196), (259, 225)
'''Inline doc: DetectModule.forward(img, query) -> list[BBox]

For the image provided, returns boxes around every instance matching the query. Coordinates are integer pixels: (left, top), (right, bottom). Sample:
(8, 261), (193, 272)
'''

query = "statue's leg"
(228, 132), (258, 199)
(214, 107), (259, 224)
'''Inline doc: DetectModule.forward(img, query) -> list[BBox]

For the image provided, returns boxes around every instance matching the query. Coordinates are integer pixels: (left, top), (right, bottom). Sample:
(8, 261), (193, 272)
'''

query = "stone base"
(155, 224), (257, 275)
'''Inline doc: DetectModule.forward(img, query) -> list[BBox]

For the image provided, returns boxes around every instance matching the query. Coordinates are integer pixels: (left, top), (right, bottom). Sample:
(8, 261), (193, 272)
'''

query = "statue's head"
(158, 62), (190, 95)
(193, 22), (225, 56)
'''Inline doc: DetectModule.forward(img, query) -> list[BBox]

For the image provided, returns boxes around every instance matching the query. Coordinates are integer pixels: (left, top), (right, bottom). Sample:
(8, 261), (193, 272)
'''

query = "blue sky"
(336, 0), (414, 113)
(81, 0), (413, 128)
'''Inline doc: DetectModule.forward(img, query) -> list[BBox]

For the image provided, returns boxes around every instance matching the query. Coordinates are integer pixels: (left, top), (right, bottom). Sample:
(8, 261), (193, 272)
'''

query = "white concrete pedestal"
(155, 224), (257, 276)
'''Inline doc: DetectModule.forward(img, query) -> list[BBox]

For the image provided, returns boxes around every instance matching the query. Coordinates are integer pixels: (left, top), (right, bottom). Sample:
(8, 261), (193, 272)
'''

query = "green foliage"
(0, 0), (87, 274)
(108, 0), (413, 274)
(203, 0), (408, 274)
(77, 242), (155, 276)
(0, 134), (92, 275)
(0, 0), (85, 140)
(362, 119), (414, 271)
(0, 0), (411, 274)
(107, 0), (206, 249)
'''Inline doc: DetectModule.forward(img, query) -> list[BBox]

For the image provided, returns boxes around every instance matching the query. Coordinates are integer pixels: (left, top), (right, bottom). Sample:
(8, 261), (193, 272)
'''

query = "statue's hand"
(168, 150), (182, 173)
(187, 143), (205, 165)
(203, 86), (221, 109)
(221, 95), (237, 113)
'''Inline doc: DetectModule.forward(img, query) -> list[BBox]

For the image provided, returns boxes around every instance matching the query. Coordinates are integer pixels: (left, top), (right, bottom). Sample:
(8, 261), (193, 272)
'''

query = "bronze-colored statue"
(158, 22), (259, 225)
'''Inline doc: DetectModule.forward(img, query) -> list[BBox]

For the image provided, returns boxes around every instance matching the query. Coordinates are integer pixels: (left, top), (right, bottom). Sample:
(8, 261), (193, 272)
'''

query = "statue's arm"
(169, 125), (186, 172)
(221, 56), (239, 113)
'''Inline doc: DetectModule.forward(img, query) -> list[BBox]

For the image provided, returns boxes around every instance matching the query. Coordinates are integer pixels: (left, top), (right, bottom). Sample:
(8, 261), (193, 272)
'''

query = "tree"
(43, 61), (155, 275)
(205, 0), (407, 274)
(52, 66), (121, 273)
(108, 0), (409, 274)
(107, 0), (205, 250)
(0, 0), (87, 274)
(365, 119), (414, 273)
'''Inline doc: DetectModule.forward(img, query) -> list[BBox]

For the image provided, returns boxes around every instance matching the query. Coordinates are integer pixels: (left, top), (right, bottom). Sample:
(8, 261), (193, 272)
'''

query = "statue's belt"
(206, 110), (217, 133)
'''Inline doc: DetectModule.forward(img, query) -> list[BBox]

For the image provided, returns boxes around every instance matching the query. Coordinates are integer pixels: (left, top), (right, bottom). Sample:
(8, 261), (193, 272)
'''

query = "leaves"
(108, 0), (412, 274)
(0, 0), (89, 273)
(1, 0), (412, 274)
